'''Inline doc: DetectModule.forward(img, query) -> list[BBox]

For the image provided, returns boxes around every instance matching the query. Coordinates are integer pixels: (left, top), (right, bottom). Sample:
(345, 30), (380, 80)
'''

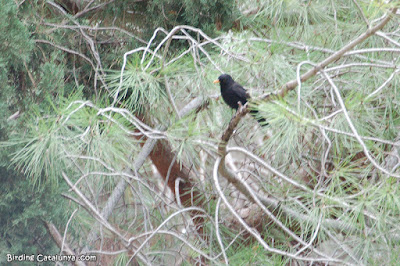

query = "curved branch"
(275, 8), (398, 99)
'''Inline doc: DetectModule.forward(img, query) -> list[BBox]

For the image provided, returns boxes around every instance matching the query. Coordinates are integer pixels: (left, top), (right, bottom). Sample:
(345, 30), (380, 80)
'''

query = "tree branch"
(276, 8), (398, 99)
(43, 221), (87, 266)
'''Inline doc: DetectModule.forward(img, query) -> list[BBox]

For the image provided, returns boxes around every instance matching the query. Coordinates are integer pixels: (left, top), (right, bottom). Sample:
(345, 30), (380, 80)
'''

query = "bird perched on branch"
(213, 74), (267, 125)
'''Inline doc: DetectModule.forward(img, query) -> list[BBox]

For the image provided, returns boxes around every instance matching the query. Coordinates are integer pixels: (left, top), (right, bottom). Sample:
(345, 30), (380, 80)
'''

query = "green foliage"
(113, 252), (130, 266)
(36, 52), (66, 98)
(167, 112), (212, 165)
(257, 99), (309, 162)
(146, 0), (239, 34)
(108, 56), (168, 115)
(0, 167), (64, 265)
(5, 89), (139, 188)
(0, 0), (33, 140)
(227, 244), (274, 265)
(0, 0), (33, 66)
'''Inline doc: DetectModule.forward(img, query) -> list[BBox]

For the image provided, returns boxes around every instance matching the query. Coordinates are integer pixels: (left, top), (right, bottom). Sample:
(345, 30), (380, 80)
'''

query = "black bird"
(214, 74), (267, 125)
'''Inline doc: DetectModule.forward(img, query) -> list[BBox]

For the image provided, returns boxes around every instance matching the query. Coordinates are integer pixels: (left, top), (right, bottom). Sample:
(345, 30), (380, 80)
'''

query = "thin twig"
(276, 8), (397, 99)
(321, 69), (400, 178)
(212, 157), (347, 264)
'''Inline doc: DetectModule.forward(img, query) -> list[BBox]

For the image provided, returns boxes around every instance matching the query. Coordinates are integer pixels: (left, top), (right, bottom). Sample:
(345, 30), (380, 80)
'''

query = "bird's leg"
(237, 101), (243, 111)
(237, 101), (248, 113)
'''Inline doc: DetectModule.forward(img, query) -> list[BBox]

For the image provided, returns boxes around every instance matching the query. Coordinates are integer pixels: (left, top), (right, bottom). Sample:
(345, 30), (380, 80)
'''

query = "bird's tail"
(249, 109), (268, 127)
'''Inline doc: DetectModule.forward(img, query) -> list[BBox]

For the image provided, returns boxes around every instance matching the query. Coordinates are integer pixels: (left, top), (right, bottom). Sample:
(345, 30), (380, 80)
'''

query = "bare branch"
(321, 69), (400, 178)
(276, 8), (397, 98)
(212, 157), (347, 264)
(43, 221), (86, 266)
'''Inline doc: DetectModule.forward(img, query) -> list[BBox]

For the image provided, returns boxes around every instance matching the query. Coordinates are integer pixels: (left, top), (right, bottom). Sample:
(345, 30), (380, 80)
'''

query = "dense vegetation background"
(1, 0), (400, 265)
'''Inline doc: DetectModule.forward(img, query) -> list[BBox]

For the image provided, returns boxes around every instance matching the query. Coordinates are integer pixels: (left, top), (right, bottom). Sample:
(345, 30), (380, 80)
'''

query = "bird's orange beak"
(213, 79), (220, 84)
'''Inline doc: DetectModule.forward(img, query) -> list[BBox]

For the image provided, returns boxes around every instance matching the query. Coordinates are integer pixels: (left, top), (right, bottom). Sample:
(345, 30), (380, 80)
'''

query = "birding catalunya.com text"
(6, 253), (97, 263)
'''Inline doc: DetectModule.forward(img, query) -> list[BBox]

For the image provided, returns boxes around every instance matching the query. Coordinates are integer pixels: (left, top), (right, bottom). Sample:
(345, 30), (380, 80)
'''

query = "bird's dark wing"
(231, 83), (249, 100)
(220, 82), (247, 110)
